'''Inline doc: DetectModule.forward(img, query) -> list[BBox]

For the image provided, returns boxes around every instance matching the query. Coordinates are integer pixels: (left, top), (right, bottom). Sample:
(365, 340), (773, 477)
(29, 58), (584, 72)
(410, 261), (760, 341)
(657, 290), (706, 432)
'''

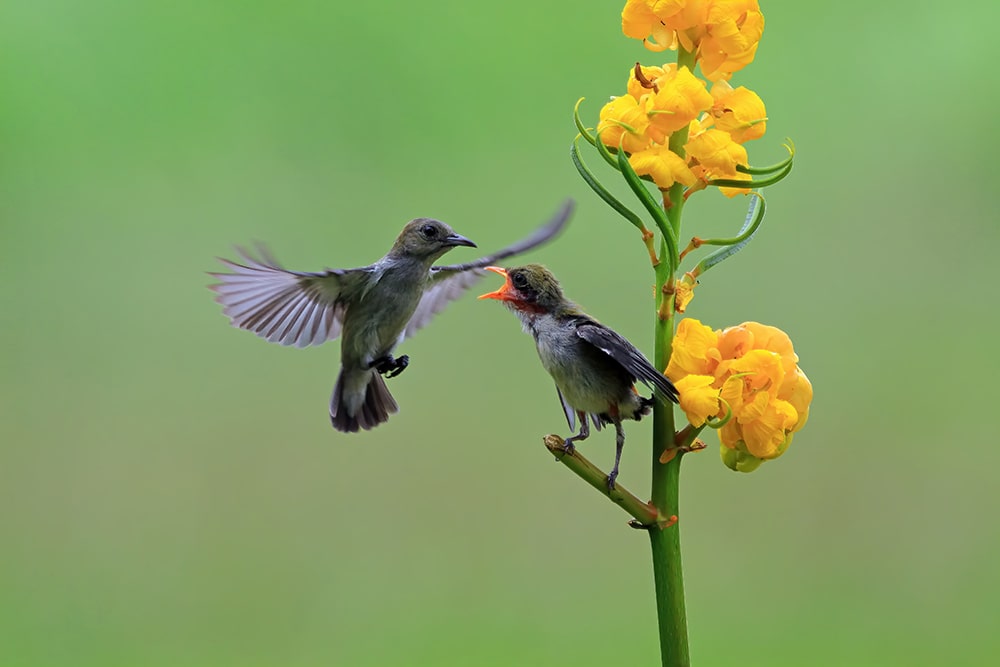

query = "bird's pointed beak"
(478, 266), (512, 301)
(444, 232), (477, 248)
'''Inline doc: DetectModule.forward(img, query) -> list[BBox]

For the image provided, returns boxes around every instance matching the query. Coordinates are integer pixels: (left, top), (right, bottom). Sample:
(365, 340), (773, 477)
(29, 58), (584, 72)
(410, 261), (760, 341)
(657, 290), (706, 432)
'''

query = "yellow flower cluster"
(597, 2), (768, 196)
(666, 319), (812, 472)
(621, 0), (764, 81)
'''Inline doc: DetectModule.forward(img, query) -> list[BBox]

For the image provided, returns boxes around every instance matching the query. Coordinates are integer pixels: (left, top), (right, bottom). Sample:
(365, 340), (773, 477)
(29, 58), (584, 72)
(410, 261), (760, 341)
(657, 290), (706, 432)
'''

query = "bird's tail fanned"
(330, 369), (399, 432)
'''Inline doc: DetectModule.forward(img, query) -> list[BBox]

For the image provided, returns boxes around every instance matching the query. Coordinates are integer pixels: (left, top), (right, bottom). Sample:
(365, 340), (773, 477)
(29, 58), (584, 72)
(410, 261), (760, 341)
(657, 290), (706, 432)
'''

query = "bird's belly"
(343, 290), (421, 365)
(538, 339), (629, 415)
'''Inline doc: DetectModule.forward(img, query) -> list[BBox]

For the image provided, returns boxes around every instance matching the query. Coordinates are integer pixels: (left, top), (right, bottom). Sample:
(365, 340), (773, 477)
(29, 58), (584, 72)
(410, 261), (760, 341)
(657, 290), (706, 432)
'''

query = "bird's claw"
(385, 354), (409, 378)
(371, 354), (409, 378)
(606, 471), (619, 491)
(560, 438), (577, 456)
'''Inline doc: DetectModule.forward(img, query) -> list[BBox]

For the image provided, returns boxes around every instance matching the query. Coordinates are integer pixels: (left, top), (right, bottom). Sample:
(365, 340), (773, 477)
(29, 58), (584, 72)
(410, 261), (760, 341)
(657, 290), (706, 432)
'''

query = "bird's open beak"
(444, 233), (477, 248)
(478, 266), (512, 301)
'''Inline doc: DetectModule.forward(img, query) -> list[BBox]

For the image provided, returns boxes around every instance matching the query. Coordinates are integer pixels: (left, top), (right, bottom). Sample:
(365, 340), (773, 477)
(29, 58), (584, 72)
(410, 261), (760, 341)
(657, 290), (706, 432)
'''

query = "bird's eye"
(420, 224), (437, 239)
(512, 272), (528, 289)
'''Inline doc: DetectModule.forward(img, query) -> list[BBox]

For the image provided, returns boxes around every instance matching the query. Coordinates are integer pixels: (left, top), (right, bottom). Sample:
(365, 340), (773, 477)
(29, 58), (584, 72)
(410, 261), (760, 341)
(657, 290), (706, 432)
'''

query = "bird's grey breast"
(531, 315), (628, 413)
(531, 315), (582, 380)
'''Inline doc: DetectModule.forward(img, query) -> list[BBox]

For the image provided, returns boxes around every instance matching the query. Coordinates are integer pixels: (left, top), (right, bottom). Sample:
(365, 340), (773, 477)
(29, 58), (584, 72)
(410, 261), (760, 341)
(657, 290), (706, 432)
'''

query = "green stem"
(541, 435), (671, 527)
(648, 44), (695, 667)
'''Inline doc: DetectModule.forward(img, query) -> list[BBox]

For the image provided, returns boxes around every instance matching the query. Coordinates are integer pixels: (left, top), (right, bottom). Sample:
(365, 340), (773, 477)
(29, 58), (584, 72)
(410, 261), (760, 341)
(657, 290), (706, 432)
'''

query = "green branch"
(542, 435), (673, 527)
(647, 45), (696, 667)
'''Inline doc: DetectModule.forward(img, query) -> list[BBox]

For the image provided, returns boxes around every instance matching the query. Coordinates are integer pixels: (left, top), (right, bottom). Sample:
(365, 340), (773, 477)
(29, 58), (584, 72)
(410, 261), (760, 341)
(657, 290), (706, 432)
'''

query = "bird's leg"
(607, 419), (626, 491)
(384, 354), (409, 378)
(369, 354), (410, 378)
(561, 411), (590, 455)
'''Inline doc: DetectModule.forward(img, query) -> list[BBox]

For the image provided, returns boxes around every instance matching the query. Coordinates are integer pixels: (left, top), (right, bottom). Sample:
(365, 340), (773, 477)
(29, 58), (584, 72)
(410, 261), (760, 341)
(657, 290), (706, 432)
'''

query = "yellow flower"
(699, 1), (765, 81)
(620, 0), (765, 80)
(646, 66), (714, 140)
(718, 322), (797, 375)
(598, 95), (653, 154)
(628, 144), (697, 190)
(674, 374), (721, 427)
(780, 366), (813, 433)
(665, 317), (718, 378)
(667, 319), (812, 471)
(621, 0), (685, 51)
(708, 80), (767, 143)
(685, 126), (748, 180)
(627, 64), (672, 101)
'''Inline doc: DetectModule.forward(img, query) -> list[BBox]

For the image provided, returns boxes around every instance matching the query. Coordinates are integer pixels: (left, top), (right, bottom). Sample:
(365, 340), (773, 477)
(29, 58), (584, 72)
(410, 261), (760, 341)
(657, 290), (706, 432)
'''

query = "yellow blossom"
(699, 1), (764, 81)
(718, 322), (796, 375)
(779, 367), (813, 433)
(665, 318), (718, 378)
(674, 374), (721, 427)
(598, 96), (652, 154)
(628, 144), (697, 190)
(667, 319), (812, 471)
(646, 66), (714, 139)
(709, 80), (767, 143)
(627, 63), (672, 101)
(620, 0), (765, 81)
(621, 0), (685, 51)
(685, 127), (748, 180)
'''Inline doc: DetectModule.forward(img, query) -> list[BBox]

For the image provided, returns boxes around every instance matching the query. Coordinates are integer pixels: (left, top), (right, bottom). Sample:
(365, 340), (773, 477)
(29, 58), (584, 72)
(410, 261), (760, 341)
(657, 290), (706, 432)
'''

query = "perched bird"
(210, 201), (574, 433)
(479, 264), (678, 489)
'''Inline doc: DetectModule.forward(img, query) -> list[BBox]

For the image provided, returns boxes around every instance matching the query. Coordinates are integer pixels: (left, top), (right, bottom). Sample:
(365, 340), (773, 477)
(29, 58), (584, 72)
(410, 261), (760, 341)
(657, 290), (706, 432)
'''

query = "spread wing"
(430, 199), (574, 274)
(402, 268), (484, 339)
(402, 199), (575, 339)
(209, 245), (370, 348)
(575, 322), (679, 403)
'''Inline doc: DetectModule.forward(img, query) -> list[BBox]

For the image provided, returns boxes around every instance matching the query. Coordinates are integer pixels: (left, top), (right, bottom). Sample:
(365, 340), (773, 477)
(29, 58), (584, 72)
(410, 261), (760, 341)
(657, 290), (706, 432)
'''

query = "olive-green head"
(389, 218), (476, 261)
(478, 263), (569, 314)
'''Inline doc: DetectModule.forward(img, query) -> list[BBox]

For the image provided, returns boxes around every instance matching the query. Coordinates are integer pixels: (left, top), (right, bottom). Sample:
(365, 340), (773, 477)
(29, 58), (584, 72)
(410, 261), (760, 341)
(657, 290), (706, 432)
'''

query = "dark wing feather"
(575, 323), (679, 403)
(403, 199), (575, 339)
(556, 386), (576, 431)
(209, 245), (368, 348)
(430, 199), (574, 274)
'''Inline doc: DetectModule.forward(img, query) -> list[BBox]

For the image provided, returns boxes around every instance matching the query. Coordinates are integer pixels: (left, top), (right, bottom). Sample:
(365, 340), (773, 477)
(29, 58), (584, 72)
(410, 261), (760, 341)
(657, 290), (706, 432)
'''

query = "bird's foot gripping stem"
(558, 414), (590, 458)
(370, 354), (410, 378)
(559, 437), (577, 456)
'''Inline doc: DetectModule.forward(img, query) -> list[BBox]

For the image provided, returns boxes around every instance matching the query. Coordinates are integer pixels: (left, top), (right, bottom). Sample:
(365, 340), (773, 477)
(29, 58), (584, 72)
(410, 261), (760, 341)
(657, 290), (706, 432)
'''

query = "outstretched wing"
(431, 199), (574, 275)
(575, 322), (679, 403)
(402, 199), (575, 339)
(402, 268), (484, 339)
(209, 245), (370, 348)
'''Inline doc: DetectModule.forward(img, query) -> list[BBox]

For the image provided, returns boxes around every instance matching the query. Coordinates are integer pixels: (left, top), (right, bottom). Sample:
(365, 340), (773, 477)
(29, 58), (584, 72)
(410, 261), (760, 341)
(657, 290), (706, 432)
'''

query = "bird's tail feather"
(330, 369), (399, 432)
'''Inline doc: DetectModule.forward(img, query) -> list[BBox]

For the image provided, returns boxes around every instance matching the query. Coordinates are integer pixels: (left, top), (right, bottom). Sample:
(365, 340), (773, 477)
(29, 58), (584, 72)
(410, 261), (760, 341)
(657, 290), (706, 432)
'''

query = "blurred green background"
(2, 1), (997, 665)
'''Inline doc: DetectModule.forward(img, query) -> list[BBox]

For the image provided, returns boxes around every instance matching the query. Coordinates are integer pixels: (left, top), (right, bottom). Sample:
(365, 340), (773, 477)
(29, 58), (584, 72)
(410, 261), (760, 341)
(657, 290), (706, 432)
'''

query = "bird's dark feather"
(574, 322), (679, 403)
(430, 199), (573, 276)
(404, 198), (574, 339)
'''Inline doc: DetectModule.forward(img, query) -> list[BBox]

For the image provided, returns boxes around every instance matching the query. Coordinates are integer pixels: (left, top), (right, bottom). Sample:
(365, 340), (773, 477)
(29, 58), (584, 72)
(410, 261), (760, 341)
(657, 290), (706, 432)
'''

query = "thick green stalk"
(650, 239), (688, 667)
(648, 45), (696, 667)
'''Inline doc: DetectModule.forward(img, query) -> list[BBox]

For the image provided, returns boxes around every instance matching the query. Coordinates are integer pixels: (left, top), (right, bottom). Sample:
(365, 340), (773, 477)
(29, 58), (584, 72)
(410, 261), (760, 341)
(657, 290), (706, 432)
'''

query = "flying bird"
(479, 264), (678, 489)
(211, 201), (574, 432)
